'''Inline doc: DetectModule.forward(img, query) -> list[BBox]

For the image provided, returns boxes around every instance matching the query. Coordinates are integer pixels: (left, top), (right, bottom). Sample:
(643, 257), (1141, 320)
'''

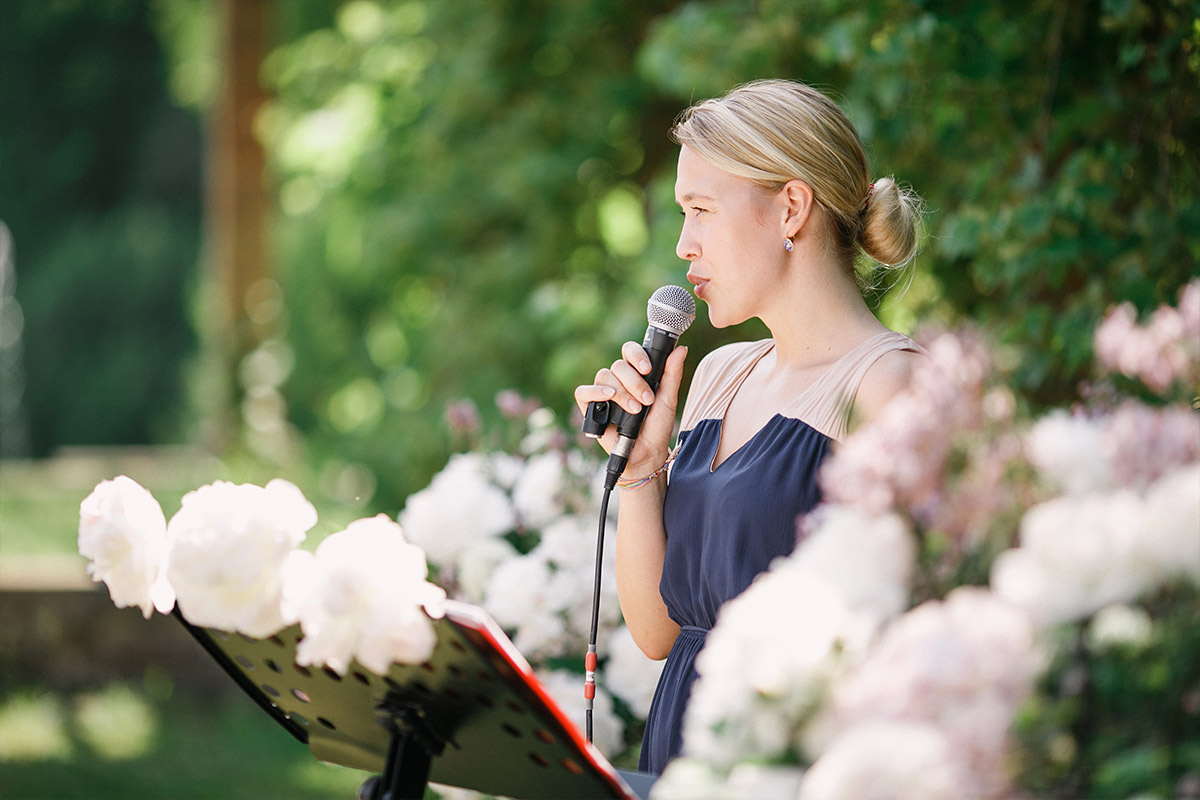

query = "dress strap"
(785, 330), (921, 442)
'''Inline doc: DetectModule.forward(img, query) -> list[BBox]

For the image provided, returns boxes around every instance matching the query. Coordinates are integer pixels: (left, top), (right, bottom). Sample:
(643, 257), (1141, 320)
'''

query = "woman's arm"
(575, 343), (689, 659)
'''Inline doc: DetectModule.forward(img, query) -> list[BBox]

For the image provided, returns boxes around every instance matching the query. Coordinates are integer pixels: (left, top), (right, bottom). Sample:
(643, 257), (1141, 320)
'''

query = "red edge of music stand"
(174, 599), (638, 800)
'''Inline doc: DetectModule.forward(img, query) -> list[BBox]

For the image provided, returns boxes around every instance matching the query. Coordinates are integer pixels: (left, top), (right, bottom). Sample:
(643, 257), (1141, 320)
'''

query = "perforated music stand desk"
(175, 600), (639, 799)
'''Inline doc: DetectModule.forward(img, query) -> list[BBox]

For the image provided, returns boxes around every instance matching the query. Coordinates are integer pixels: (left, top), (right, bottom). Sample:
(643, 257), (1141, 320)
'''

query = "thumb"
(654, 345), (688, 413)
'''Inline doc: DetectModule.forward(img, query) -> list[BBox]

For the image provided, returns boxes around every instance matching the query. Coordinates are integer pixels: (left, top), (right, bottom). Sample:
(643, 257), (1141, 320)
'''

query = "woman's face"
(674, 145), (786, 328)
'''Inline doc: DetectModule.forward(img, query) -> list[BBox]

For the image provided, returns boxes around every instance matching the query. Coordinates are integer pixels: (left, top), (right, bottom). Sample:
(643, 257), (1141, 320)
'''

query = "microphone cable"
(583, 485), (613, 743)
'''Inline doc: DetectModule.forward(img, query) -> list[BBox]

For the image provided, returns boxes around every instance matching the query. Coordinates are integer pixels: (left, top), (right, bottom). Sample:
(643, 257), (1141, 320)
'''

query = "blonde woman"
(575, 79), (926, 774)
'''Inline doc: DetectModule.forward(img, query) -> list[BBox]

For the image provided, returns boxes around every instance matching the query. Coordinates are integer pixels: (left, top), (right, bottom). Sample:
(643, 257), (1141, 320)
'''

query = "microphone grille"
(647, 285), (697, 336)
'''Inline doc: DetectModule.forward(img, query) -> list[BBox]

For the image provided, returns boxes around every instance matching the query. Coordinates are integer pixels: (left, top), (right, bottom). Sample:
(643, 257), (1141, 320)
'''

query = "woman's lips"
(686, 272), (708, 299)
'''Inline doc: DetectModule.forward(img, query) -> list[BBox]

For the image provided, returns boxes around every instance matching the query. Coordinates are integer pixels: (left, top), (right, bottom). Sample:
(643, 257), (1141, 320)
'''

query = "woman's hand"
(575, 342), (688, 478)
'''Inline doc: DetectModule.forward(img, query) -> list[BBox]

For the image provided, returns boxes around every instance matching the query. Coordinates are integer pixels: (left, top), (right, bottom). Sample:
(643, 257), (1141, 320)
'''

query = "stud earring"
(783, 237), (794, 252)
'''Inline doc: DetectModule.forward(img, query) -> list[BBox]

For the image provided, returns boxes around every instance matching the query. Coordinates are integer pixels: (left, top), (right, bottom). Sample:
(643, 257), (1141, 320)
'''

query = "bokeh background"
(0, 0), (1196, 797)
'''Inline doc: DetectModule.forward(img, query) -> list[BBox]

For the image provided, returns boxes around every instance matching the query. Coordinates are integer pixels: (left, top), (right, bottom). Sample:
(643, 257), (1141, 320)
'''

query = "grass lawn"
(0, 448), (433, 799)
(0, 682), (376, 800)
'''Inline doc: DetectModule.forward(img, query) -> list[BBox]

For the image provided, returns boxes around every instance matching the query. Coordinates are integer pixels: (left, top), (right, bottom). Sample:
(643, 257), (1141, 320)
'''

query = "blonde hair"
(670, 80), (923, 275)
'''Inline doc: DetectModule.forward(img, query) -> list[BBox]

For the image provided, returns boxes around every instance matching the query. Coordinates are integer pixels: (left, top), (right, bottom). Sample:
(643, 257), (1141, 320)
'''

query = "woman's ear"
(781, 179), (814, 239)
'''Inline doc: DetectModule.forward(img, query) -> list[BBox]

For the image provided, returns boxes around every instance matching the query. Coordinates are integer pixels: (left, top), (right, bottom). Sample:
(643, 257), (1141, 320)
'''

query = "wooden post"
(206, 0), (271, 448)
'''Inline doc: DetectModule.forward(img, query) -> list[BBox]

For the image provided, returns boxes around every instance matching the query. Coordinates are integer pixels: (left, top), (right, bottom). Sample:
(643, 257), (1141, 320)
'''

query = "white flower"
(295, 514), (446, 675)
(1139, 461), (1200, 585)
(651, 758), (724, 800)
(484, 553), (568, 657)
(808, 588), (1040, 800)
(1025, 410), (1111, 494)
(512, 451), (567, 529)
(991, 490), (1147, 626)
(166, 479), (316, 638)
(1087, 603), (1154, 651)
(455, 537), (520, 603)
(794, 505), (915, 628)
(535, 668), (624, 757)
(992, 463), (1199, 627)
(600, 625), (665, 716)
(798, 721), (967, 800)
(78, 476), (175, 618)
(682, 558), (872, 770)
(398, 453), (517, 567)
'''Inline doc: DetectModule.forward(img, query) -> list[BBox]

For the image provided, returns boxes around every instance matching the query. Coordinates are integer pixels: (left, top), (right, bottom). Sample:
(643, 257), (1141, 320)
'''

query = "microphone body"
(582, 286), (696, 490)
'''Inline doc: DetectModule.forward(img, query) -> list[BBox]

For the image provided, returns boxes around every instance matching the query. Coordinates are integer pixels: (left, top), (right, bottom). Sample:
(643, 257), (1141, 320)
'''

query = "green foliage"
(7, 0), (1195, 508)
(257, 0), (1199, 511)
(0, 0), (202, 455)
(1013, 584), (1200, 799)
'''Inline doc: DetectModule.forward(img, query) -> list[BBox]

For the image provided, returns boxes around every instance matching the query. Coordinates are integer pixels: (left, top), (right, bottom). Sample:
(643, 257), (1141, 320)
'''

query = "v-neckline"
(706, 333), (887, 472)
(708, 342), (776, 473)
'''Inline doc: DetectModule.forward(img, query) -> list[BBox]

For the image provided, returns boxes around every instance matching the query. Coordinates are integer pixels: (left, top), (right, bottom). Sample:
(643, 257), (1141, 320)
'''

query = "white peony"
(798, 721), (967, 800)
(398, 452), (517, 567)
(78, 476), (175, 618)
(166, 479), (317, 638)
(600, 625), (665, 716)
(535, 668), (624, 758)
(455, 537), (520, 603)
(295, 514), (446, 675)
(512, 451), (567, 529)
(484, 553), (568, 656)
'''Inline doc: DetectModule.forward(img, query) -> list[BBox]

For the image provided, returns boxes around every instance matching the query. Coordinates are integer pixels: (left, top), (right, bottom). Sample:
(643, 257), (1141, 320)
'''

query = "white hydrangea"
(682, 558), (873, 771)
(793, 505), (916, 628)
(1086, 603), (1154, 652)
(1025, 410), (1112, 495)
(798, 721), (967, 800)
(806, 588), (1040, 800)
(166, 479), (317, 638)
(990, 490), (1145, 626)
(1139, 461), (1200, 584)
(78, 476), (175, 619)
(294, 515), (446, 675)
(398, 453), (517, 567)
(992, 462), (1199, 627)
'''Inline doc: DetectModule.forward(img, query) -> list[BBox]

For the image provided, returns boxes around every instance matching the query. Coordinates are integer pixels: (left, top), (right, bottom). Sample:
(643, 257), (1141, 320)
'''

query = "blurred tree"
(0, 0), (202, 455)
(638, 0), (1200, 404)
(254, 0), (1198, 510)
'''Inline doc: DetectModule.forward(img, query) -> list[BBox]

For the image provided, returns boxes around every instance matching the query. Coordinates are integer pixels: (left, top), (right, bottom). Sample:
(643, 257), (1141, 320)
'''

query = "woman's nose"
(676, 225), (698, 261)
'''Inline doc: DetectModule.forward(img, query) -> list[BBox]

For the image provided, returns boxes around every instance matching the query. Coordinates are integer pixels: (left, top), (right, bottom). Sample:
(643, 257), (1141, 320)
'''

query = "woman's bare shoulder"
(851, 347), (924, 429)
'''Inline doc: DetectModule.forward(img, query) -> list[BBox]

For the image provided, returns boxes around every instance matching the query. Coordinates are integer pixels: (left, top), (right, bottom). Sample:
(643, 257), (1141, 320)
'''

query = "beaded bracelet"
(615, 451), (676, 490)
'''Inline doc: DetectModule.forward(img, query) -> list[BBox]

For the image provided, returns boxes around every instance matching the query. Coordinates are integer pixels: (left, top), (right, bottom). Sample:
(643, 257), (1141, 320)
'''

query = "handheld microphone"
(582, 285), (696, 491)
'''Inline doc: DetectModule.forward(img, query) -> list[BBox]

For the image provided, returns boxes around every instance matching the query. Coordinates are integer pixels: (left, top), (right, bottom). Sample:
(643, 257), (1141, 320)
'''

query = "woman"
(574, 79), (925, 774)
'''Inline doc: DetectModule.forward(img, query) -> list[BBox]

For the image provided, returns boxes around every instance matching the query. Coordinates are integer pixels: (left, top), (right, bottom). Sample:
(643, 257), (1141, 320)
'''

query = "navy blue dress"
(635, 333), (918, 774)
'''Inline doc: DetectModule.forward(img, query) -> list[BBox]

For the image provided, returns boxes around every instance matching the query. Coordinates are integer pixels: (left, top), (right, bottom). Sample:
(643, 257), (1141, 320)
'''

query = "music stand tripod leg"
(364, 717), (433, 800)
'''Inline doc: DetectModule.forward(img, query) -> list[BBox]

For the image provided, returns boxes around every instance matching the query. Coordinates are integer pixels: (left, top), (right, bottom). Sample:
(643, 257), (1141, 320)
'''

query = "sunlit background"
(1, 0), (1196, 797)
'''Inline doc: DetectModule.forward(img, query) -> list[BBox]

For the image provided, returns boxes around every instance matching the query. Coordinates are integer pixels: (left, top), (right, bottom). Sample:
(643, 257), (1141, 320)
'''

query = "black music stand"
(174, 599), (642, 799)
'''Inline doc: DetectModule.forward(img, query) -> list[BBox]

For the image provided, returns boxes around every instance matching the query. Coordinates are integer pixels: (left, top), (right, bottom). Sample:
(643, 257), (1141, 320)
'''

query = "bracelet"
(615, 451), (676, 490)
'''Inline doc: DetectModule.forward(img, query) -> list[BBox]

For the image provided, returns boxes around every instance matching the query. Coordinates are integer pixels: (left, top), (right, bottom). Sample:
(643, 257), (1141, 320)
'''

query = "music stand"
(174, 599), (640, 799)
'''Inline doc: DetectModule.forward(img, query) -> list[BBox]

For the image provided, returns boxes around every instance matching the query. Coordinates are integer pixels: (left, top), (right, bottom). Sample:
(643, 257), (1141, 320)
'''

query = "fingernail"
(643, 390), (655, 404)
(600, 386), (615, 397)
(639, 360), (651, 372)
(629, 401), (643, 413)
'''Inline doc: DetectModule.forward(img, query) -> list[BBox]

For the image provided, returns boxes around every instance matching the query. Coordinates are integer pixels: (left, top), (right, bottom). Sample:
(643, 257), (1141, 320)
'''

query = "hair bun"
(859, 176), (923, 269)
